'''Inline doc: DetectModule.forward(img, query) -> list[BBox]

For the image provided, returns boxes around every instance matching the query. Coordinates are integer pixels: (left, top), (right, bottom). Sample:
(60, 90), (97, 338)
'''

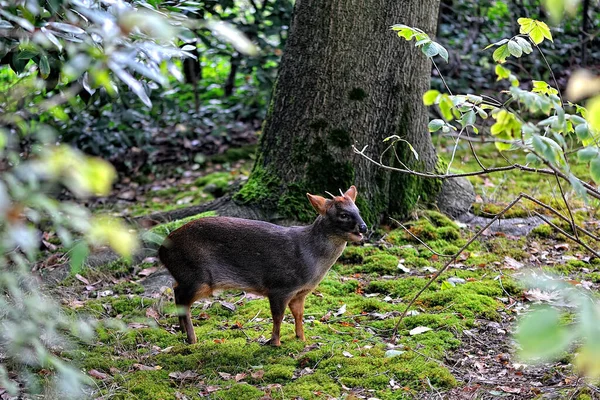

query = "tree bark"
(234, 0), (457, 225)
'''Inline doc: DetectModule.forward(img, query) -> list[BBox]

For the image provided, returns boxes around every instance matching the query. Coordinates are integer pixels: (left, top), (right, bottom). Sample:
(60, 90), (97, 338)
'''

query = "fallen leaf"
(133, 363), (160, 371)
(384, 350), (405, 358)
(128, 322), (149, 329)
(138, 267), (157, 277)
(409, 326), (432, 336)
(503, 256), (524, 270)
(218, 372), (232, 380)
(88, 369), (108, 380)
(554, 243), (569, 251)
(498, 386), (521, 394)
(523, 288), (560, 303)
(342, 351), (353, 358)
(234, 373), (247, 382)
(335, 304), (347, 317)
(169, 370), (199, 381)
(250, 370), (265, 379)
(75, 274), (90, 285)
(146, 308), (160, 320)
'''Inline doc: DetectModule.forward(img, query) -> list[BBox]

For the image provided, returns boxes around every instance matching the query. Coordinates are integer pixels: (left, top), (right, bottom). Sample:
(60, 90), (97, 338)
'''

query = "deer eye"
(339, 212), (351, 220)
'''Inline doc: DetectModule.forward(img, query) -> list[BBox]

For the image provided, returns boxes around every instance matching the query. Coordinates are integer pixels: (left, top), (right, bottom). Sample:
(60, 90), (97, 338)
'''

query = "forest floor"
(34, 139), (600, 399)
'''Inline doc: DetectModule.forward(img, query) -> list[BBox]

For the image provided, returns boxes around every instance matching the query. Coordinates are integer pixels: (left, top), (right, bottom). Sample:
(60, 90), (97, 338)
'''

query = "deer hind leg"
(174, 283), (212, 344)
(289, 291), (308, 341)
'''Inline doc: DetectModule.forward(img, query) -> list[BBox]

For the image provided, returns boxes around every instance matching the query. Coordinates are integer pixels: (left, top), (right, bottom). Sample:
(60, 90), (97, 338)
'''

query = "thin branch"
(555, 175), (579, 240)
(389, 217), (454, 258)
(392, 194), (525, 337)
(520, 193), (600, 241)
(533, 211), (600, 258)
(354, 145), (555, 179)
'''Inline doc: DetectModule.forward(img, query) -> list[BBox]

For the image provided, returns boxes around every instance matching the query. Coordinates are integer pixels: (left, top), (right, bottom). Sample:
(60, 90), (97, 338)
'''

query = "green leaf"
(587, 95), (600, 132)
(516, 306), (572, 361)
(421, 42), (438, 58)
(590, 156), (600, 185)
(423, 90), (440, 106)
(428, 119), (444, 132)
(39, 54), (50, 79)
(514, 36), (533, 54)
(518, 18), (553, 45)
(432, 42), (448, 62)
(69, 242), (89, 274)
(507, 40), (523, 57)
(459, 110), (476, 127)
(441, 281), (454, 290)
(495, 64), (511, 80)
(484, 38), (509, 50)
(575, 123), (590, 141)
(492, 44), (511, 63)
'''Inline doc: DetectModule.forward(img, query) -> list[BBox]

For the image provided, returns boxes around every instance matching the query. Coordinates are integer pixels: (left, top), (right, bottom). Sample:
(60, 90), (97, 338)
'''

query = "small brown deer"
(158, 186), (368, 346)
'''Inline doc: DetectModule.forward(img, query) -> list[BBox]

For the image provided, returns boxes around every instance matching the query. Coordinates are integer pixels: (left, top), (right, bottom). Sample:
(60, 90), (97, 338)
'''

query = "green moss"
(338, 245), (379, 264)
(194, 171), (233, 188)
(214, 384), (265, 399)
(388, 147), (444, 219)
(209, 145), (257, 164)
(472, 202), (531, 218)
(531, 223), (553, 238)
(368, 277), (432, 298)
(116, 370), (175, 398)
(328, 128), (352, 148)
(263, 364), (294, 382)
(150, 211), (217, 238)
(234, 163), (283, 211)
(285, 372), (341, 399)
(418, 288), (500, 320)
(354, 252), (398, 274)
(112, 281), (145, 295)
(348, 87), (368, 101)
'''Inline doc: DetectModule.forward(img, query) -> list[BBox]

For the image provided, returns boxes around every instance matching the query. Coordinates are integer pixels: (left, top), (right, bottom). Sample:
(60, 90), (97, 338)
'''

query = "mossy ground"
(46, 142), (600, 398)
(52, 205), (597, 399)
(436, 137), (597, 221)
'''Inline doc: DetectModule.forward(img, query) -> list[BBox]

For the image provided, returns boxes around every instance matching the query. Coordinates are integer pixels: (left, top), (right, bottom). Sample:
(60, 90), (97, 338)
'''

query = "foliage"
(0, 0), (291, 169)
(387, 16), (600, 379)
(0, 0), (258, 396)
(434, 0), (600, 94)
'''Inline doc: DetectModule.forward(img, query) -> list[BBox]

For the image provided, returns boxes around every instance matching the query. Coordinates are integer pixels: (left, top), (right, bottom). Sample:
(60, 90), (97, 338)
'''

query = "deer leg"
(173, 283), (212, 344)
(289, 291), (308, 341)
(173, 284), (187, 335)
(267, 294), (290, 347)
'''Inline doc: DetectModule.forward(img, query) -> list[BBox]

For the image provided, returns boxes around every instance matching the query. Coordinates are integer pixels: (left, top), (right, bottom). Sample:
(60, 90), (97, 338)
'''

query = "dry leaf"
(251, 370), (265, 379)
(169, 370), (199, 381)
(138, 267), (157, 277)
(342, 351), (353, 358)
(75, 274), (90, 285)
(88, 369), (108, 380)
(409, 326), (432, 336)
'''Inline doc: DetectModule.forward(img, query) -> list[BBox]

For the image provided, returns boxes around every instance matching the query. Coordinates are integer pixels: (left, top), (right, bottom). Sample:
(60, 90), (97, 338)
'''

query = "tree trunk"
(234, 0), (461, 225)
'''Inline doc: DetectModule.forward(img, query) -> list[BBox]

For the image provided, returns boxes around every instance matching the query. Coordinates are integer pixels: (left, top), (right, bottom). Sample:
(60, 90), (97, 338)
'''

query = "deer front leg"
(267, 294), (290, 346)
(289, 291), (308, 341)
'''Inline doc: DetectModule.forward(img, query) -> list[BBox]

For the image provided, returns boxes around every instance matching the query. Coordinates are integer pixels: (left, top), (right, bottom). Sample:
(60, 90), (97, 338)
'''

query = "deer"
(158, 186), (368, 346)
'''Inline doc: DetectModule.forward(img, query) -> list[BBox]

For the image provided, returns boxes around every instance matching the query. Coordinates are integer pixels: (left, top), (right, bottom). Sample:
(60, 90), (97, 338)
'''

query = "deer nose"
(358, 223), (368, 233)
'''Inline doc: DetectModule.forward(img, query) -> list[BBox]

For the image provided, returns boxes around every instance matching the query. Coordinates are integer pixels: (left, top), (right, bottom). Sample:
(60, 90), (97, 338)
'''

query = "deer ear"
(307, 193), (328, 215)
(344, 185), (357, 202)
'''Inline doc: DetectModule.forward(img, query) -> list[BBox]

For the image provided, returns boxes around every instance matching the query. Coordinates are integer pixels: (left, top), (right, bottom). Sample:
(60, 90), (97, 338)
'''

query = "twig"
(389, 217), (454, 258)
(532, 211), (600, 258)
(555, 175), (579, 240)
(392, 195), (525, 337)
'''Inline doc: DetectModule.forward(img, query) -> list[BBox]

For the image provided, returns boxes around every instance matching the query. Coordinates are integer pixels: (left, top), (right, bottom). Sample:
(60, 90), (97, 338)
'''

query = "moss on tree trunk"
(235, 0), (443, 225)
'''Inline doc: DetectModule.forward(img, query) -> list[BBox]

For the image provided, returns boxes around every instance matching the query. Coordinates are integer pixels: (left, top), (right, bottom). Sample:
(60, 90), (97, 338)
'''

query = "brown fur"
(158, 186), (367, 345)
